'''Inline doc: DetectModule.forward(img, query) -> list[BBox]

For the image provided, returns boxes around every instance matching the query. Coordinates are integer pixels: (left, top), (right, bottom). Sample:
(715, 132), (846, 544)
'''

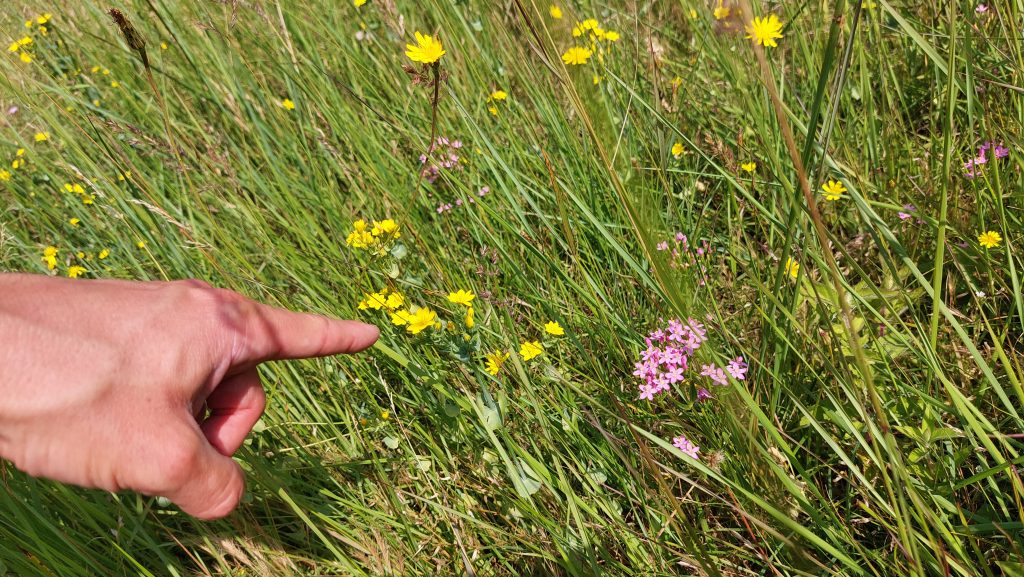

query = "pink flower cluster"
(654, 233), (712, 284)
(420, 136), (464, 184)
(964, 141), (1010, 179)
(700, 357), (747, 386)
(436, 186), (490, 214)
(633, 318), (708, 400)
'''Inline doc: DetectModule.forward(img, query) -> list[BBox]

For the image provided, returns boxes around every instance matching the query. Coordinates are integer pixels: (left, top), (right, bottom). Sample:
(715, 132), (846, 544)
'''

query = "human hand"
(0, 274), (378, 519)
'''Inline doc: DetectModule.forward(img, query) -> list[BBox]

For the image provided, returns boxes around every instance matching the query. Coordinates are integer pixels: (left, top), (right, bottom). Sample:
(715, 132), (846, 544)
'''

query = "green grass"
(1, 0), (1022, 575)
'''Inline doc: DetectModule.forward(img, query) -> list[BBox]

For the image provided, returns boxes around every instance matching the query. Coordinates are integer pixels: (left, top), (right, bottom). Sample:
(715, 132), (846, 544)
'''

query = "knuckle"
(159, 438), (201, 490)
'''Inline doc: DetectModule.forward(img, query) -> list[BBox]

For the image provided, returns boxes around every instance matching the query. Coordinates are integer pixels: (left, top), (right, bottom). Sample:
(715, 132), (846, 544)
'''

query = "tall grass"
(1, 1), (1021, 575)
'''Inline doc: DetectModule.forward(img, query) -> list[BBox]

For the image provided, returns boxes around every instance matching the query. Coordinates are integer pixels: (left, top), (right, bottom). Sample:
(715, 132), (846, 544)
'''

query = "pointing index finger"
(239, 301), (380, 363)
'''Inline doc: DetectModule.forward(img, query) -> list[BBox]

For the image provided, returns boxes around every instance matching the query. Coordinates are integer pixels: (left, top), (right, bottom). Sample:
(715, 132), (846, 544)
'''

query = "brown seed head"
(108, 8), (149, 69)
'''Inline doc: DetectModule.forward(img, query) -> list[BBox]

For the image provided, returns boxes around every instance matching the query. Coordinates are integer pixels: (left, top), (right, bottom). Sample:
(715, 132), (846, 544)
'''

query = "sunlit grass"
(1, 1), (1021, 575)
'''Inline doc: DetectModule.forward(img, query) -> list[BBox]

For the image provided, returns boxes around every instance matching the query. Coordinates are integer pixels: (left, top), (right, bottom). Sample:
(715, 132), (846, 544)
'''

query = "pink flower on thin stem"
(672, 435), (700, 459)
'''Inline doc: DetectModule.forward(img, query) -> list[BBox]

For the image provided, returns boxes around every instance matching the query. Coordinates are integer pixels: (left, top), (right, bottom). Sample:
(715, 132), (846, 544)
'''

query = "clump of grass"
(0, 1), (1021, 576)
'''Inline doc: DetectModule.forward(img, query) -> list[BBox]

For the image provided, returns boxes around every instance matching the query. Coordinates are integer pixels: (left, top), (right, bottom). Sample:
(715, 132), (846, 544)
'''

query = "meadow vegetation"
(1, 0), (1022, 575)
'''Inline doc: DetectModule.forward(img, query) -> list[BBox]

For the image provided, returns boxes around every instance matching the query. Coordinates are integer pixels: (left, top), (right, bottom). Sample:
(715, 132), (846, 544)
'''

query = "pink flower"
(726, 356), (748, 380)
(994, 144), (1009, 159)
(478, 186), (490, 197)
(656, 241), (669, 251)
(697, 388), (712, 402)
(672, 435), (700, 459)
(700, 363), (728, 386)
(898, 204), (915, 221)
(675, 232), (686, 242)
(975, 4), (988, 13)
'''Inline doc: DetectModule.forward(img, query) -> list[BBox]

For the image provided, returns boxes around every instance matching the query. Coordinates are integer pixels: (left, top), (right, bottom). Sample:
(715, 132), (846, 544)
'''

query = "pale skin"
(0, 273), (379, 519)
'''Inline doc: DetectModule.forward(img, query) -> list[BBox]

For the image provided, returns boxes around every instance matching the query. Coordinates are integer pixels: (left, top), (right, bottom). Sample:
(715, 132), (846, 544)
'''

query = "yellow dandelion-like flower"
(488, 90), (507, 101)
(741, 162), (757, 173)
(784, 258), (799, 279)
(746, 14), (784, 48)
(19, 52), (32, 63)
(821, 179), (847, 201)
(69, 217), (80, 226)
(544, 321), (565, 336)
(978, 230), (1002, 249)
(42, 246), (58, 270)
(385, 291), (405, 310)
(281, 98), (295, 110)
(447, 289), (476, 307)
(561, 46), (593, 65)
(354, 0), (368, 6)
(519, 341), (543, 362)
(484, 350), (510, 376)
(671, 142), (685, 158)
(136, 240), (147, 249)
(405, 307), (438, 334)
(34, 132), (48, 142)
(99, 248), (110, 259)
(603, 30), (620, 42)
(549, 5), (562, 19)
(67, 265), (87, 279)
(371, 218), (400, 237)
(405, 31), (445, 64)
(0, 170), (10, 181)
(713, 3), (731, 20)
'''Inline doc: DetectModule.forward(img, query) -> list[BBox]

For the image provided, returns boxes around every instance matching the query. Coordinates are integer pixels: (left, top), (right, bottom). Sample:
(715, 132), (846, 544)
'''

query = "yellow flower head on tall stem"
(549, 5), (562, 19)
(746, 14), (784, 48)
(406, 32), (445, 64)
(978, 231), (1002, 249)
(785, 258), (800, 279)
(447, 289), (475, 307)
(561, 46), (592, 65)
(519, 341), (543, 362)
(484, 350), (510, 375)
(821, 179), (847, 201)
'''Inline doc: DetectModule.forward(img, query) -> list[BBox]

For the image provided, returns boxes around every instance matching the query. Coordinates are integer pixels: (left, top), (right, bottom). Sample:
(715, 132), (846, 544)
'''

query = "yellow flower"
(465, 306), (475, 329)
(42, 246), (58, 270)
(82, 194), (95, 205)
(488, 90), (507, 101)
(713, 3), (731, 20)
(20, 52), (32, 63)
(544, 321), (565, 336)
(746, 14), (784, 48)
(592, 74), (604, 85)
(488, 104), (498, 116)
(484, 350), (510, 376)
(346, 219), (376, 248)
(99, 248), (110, 259)
(561, 46), (593, 65)
(447, 289), (475, 307)
(371, 219), (400, 237)
(69, 217), (80, 226)
(136, 240), (147, 249)
(519, 341), (543, 362)
(821, 179), (846, 201)
(359, 290), (389, 310)
(603, 30), (620, 42)
(741, 162), (757, 173)
(549, 5), (562, 19)
(67, 265), (87, 279)
(37, 14), (52, 25)
(64, 183), (85, 194)
(34, 132), (48, 142)
(0, 170), (10, 181)
(281, 98), (295, 110)
(978, 231), (1002, 249)
(385, 291), (405, 310)
(671, 142), (685, 158)
(689, 9), (698, 19)
(785, 258), (799, 279)
(354, 0), (368, 5)
(405, 31), (445, 64)
(404, 307), (438, 334)
(110, 81), (120, 88)
(572, 19), (599, 37)
(380, 410), (389, 420)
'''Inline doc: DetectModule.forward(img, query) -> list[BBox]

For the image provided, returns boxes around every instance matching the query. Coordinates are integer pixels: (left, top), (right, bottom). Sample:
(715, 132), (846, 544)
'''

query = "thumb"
(159, 425), (245, 520)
